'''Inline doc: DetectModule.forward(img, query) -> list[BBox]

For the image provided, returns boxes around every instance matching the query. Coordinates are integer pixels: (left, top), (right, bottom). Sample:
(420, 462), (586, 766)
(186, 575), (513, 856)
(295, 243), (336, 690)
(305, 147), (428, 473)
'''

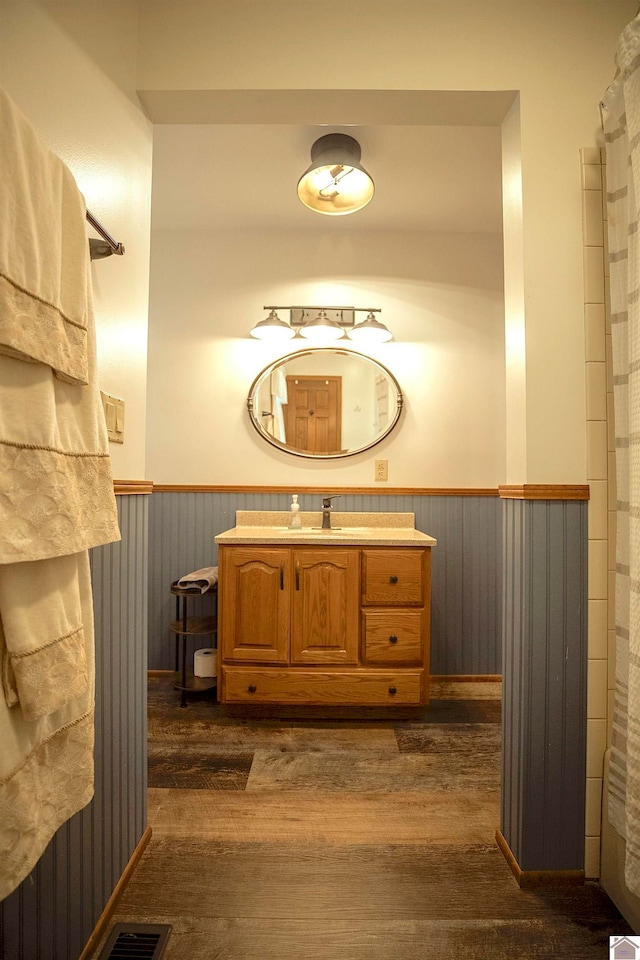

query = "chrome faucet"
(321, 495), (341, 530)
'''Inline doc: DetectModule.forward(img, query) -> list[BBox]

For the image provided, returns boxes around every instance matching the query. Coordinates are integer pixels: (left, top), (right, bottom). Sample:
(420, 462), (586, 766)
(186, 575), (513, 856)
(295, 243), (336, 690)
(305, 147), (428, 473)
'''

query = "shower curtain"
(603, 12), (640, 899)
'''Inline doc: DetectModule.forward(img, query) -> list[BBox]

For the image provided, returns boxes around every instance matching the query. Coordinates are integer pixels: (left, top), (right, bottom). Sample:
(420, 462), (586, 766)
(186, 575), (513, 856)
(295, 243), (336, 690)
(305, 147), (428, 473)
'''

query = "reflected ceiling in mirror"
(247, 348), (403, 459)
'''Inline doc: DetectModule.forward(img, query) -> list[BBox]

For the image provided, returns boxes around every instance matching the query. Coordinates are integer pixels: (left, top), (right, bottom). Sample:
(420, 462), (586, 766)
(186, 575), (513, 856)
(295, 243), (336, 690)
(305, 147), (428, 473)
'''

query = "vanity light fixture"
(249, 308), (296, 340)
(347, 311), (393, 344)
(249, 306), (393, 343)
(297, 134), (375, 216)
(298, 308), (344, 342)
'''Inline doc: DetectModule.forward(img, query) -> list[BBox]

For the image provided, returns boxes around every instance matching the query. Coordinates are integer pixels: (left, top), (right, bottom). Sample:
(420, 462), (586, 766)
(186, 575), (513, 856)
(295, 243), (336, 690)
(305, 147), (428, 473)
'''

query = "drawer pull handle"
(389, 635), (398, 644)
(295, 560), (300, 591)
(389, 575), (398, 584)
(280, 566), (284, 590)
(248, 684), (257, 693)
(388, 686), (397, 696)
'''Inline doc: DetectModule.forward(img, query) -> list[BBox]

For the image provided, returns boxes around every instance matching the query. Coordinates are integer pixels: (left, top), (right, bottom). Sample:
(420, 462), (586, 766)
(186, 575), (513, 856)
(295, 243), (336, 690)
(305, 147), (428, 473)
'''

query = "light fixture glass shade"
(297, 134), (374, 216)
(347, 312), (393, 343)
(299, 309), (345, 341)
(250, 309), (295, 340)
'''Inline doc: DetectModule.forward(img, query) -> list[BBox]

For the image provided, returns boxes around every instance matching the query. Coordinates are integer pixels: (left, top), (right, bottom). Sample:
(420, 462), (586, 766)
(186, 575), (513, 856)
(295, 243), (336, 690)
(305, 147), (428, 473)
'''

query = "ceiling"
(150, 123), (505, 235)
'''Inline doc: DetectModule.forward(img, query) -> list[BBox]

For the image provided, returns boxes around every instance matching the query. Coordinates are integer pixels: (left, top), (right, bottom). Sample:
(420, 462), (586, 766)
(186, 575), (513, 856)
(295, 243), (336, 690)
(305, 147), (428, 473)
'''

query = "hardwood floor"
(92, 676), (631, 959)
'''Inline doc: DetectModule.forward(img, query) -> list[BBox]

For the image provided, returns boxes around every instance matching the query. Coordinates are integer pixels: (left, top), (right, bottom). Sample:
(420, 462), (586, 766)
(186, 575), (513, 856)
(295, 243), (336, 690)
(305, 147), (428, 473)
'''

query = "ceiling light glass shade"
(250, 309), (295, 340)
(299, 309), (345, 341)
(297, 134), (374, 216)
(347, 312), (393, 343)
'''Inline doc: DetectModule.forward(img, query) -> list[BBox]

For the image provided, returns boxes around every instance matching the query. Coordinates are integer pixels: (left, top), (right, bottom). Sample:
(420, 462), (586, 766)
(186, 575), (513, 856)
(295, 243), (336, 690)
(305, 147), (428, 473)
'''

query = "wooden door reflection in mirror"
(285, 375), (342, 454)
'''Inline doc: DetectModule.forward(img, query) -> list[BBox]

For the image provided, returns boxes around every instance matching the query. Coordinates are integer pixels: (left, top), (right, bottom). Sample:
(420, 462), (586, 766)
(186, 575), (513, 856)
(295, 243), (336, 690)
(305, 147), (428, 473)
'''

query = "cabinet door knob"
(248, 684), (257, 693)
(389, 635), (398, 644)
(388, 686), (397, 696)
(389, 575), (398, 583)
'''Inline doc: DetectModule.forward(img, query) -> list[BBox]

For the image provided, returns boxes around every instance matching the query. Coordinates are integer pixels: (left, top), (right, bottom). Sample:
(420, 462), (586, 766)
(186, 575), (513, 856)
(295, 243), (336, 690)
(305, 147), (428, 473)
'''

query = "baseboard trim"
(430, 674), (501, 683)
(430, 676), (502, 700)
(79, 825), (153, 960)
(495, 829), (584, 887)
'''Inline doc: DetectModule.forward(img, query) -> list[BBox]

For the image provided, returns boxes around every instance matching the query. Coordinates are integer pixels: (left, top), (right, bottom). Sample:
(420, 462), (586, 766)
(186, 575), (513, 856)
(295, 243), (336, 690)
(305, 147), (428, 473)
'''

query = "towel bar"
(86, 208), (125, 260)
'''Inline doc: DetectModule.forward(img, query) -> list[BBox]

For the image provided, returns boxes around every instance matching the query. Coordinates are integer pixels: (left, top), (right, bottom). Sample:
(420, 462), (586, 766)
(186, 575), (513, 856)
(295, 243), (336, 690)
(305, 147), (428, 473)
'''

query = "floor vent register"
(100, 923), (172, 959)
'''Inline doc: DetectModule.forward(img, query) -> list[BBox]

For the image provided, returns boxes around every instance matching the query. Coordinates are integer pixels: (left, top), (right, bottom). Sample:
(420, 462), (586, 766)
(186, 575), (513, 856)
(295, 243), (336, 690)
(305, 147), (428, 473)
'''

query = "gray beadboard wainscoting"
(0, 495), (149, 960)
(147, 491), (504, 674)
(500, 497), (588, 872)
(0, 487), (590, 960)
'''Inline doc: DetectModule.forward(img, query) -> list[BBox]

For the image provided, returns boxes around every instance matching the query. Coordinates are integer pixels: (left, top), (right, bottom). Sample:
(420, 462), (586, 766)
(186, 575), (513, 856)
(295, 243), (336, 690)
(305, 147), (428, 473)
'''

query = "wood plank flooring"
(91, 675), (632, 959)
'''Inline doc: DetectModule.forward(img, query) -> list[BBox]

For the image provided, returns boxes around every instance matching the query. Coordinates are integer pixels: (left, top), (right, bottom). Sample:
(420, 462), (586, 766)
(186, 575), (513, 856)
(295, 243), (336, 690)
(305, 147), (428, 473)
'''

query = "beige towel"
(0, 90), (119, 900)
(0, 93), (120, 564)
(0, 552), (89, 721)
(0, 350), (121, 563)
(0, 552), (95, 901)
(0, 87), (90, 385)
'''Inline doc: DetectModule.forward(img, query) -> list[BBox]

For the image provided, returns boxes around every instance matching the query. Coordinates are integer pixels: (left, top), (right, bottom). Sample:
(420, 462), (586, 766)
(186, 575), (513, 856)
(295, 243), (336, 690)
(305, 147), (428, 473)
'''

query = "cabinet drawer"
(362, 549), (425, 605)
(222, 666), (424, 706)
(363, 610), (423, 663)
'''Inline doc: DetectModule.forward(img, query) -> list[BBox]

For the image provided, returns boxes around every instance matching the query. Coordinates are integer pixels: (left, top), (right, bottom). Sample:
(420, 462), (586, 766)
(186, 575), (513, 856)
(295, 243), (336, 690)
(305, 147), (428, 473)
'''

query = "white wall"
(137, 0), (638, 484)
(146, 228), (505, 486)
(0, 0), (153, 481)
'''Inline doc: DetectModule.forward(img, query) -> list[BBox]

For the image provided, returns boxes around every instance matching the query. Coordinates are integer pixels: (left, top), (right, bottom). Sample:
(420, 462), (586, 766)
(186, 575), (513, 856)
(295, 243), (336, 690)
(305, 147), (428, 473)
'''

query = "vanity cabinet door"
(290, 548), (360, 665)
(219, 546), (290, 664)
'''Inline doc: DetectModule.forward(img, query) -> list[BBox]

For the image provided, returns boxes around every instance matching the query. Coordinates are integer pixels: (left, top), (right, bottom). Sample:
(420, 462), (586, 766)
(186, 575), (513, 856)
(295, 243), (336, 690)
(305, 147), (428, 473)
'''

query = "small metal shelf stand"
(170, 581), (217, 707)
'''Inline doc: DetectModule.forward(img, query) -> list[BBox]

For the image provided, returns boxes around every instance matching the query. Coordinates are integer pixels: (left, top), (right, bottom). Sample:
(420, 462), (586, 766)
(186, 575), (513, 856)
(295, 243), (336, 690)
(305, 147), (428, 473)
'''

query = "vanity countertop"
(215, 511), (437, 547)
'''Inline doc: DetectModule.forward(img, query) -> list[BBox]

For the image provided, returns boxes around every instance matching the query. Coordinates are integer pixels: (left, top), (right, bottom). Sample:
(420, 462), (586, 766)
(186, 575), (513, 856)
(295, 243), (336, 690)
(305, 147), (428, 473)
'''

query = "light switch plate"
(100, 391), (125, 444)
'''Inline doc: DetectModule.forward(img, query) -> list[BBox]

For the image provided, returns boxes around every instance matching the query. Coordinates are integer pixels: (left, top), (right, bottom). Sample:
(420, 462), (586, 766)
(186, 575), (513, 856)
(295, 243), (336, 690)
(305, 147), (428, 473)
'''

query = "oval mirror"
(247, 347), (403, 459)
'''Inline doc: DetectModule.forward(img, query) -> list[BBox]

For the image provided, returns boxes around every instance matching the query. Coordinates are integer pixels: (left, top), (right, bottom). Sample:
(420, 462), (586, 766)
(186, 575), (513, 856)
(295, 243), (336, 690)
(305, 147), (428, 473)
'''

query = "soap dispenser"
(289, 494), (302, 529)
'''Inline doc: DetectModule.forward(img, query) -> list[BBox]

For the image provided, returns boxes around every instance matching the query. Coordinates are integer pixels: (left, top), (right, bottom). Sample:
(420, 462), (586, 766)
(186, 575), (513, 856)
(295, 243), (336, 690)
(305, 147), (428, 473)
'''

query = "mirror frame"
(246, 347), (404, 459)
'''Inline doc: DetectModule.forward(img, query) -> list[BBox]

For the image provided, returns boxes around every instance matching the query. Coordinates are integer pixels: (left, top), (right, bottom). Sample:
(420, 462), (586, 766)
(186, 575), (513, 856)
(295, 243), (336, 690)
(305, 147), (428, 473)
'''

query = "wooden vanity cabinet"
(218, 543), (431, 707)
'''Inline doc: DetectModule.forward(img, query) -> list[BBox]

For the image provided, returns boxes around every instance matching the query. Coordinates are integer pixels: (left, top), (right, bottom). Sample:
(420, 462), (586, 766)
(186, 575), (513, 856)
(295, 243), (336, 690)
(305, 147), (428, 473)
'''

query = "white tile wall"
(587, 420), (608, 478)
(588, 599), (609, 659)
(582, 144), (609, 879)
(585, 304), (607, 362)
(586, 717), (607, 777)
(588, 480), (608, 540)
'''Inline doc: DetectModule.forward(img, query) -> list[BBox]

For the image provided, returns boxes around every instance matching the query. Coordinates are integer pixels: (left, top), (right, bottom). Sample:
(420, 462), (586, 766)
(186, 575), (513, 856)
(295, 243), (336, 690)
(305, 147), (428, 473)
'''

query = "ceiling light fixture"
(249, 307), (393, 343)
(297, 134), (375, 216)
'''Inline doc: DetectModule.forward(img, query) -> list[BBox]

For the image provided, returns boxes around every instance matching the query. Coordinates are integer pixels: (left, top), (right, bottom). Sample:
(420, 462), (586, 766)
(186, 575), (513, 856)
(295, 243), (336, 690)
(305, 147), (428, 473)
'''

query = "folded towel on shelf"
(176, 566), (219, 593)
(0, 87), (90, 385)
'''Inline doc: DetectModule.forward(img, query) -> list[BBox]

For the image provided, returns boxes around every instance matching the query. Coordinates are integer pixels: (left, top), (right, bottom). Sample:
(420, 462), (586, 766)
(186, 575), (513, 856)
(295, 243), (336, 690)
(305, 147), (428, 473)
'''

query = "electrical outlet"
(374, 459), (388, 481)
